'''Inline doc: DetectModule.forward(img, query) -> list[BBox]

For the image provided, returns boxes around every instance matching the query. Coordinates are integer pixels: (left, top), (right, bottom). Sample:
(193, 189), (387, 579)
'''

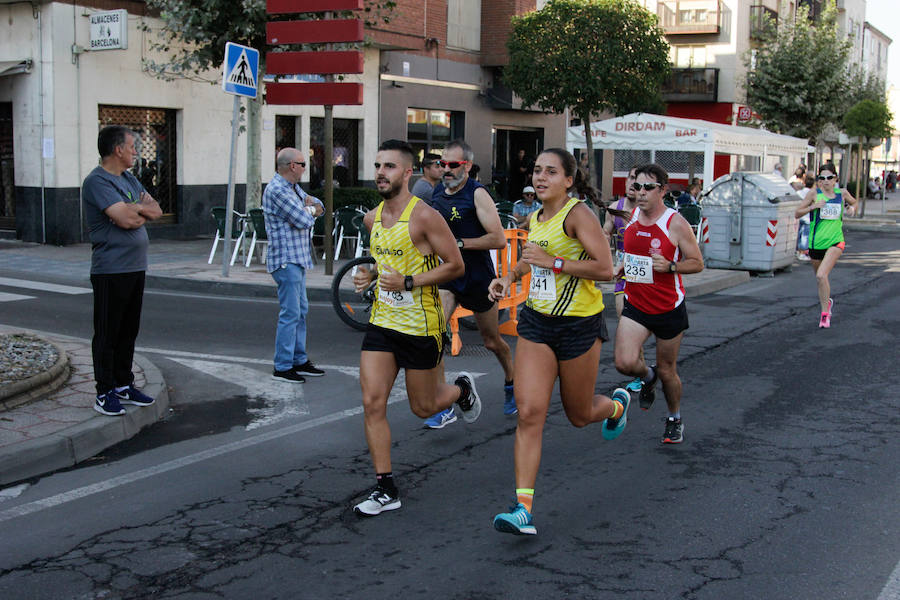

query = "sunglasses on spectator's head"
(439, 160), (469, 169)
(631, 182), (662, 191)
(817, 174), (836, 181)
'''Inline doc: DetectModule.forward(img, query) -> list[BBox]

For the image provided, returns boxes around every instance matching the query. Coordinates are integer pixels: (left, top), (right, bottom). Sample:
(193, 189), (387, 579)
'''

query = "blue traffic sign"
(222, 42), (259, 98)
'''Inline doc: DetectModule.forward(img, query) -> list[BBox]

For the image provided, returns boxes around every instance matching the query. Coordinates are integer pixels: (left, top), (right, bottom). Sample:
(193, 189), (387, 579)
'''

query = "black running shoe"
(293, 361), (325, 377)
(639, 365), (657, 411)
(662, 417), (684, 444)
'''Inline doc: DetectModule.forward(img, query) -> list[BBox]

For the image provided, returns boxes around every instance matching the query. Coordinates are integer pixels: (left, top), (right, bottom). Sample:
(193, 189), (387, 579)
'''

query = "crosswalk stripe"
(0, 277), (91, 295)
(0, 292), (35, 302)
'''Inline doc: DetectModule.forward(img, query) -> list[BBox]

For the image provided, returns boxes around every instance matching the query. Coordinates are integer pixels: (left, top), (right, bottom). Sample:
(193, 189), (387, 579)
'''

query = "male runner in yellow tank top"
(351, 139), (482, 517)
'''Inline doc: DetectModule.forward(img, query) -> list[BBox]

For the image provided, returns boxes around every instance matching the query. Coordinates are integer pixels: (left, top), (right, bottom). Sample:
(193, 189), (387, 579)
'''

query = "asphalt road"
(0, 230), (897, 599)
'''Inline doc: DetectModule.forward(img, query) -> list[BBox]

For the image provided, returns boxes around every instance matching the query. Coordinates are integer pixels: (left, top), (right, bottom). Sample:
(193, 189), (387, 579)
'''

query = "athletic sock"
(114, 385), (129, 393)
(376, 472), (397, 496)
(669, 412), (681, 420)
(643, 366), (655, 384)
(504, 379), (513, 387)
(516, 488), (534, 513)
(610, 398), (624, 419)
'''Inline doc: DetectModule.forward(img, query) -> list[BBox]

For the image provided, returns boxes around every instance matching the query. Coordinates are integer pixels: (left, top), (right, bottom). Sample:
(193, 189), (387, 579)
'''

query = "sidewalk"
(1, 195), (897, 487)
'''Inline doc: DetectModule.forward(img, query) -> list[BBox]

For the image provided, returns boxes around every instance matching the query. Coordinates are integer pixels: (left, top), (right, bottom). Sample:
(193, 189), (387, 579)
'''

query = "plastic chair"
(679, 204), (702, 240)
(448, 228), (530, 356)
(332, 206), (367, 260)
(351, 213), (370, 258)
(498, 212), (519, 229)
(244, 208), (269, 267)
(208, 207), (247, 266)
(496, 200), (515, 214)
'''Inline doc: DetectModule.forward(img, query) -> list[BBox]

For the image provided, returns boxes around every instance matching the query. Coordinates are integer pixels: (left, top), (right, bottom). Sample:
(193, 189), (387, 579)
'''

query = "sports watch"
(456, 238), (465, 249)
(552, 257), (564, 274)
(404, 275), (414, 291)
(669, 261), (677, 273)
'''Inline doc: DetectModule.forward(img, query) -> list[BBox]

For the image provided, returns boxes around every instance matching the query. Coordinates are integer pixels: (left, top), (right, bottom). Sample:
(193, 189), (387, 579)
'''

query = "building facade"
(0, 0), (564, 244)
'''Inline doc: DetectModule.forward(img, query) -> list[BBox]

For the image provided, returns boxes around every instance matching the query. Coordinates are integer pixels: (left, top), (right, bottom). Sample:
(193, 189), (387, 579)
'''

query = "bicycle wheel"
(331, 256), (377, 331)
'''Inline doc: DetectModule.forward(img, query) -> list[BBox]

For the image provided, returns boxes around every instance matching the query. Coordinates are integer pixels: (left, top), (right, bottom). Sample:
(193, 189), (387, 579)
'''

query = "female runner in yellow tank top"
(487, 148), (632, 535)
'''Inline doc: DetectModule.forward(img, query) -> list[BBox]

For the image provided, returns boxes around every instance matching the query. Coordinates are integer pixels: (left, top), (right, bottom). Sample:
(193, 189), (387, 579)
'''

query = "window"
(671, 45), (707, 68)
(0, 103), (13, 229)
(99, 105), (177, 220)
(310, 118), (359, 189)
(407, 108), (464, 170)
(447, 0), (481, 51)
(275, 115), (298, 162)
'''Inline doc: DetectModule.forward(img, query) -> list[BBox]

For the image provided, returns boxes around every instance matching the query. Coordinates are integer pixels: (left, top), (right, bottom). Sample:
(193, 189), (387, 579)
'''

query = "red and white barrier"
(766, 219), (777, 247)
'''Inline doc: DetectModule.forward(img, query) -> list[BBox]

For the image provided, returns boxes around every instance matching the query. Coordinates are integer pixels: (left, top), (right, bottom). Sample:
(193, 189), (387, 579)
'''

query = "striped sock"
(516, 488), (534, 513)
(610, 399), (624, 419)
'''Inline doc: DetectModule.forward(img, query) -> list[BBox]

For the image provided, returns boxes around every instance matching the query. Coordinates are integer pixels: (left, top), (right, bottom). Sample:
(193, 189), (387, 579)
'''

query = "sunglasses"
(291, 161), (307, 168)
(439, 160), (469, 169)
(817, 174), (836, 181)
(631, 182), (662, 191)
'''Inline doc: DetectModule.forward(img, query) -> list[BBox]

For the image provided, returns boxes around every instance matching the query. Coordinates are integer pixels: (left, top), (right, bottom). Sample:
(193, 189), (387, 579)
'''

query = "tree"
(846, 63), (886, 106)
(743, 2), (850, 141)
(143, 1), (395, 210)
(504, 0), (670, 191)
(843, 98), (893, 215)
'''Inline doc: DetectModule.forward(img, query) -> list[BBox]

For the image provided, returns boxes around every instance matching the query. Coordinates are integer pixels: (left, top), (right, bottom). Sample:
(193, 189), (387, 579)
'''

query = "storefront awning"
(0, 59), (33, 76)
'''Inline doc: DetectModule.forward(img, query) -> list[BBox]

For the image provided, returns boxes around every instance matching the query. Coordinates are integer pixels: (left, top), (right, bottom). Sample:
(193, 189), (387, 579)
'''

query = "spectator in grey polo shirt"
(410, 152), (442, 202)
(82, 125), (162, 416)
(263, 148), (326, 383)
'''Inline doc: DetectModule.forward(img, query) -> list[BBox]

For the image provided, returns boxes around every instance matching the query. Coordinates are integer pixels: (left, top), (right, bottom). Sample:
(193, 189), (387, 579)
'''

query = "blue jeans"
(271, 263), (309, 371)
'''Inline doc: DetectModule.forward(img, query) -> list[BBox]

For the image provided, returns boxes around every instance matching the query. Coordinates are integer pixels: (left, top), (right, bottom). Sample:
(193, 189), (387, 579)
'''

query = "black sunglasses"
(631, 182), (662, 191)
(817, 174), (836, 181)
(439, 160), (469, 169)
(291, 161), (307, 168)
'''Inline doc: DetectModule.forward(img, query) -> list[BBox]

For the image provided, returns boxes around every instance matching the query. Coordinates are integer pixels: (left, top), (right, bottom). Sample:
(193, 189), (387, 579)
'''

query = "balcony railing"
(661, 67), (719, 102)
(749, 4), (778, 41)
(657, 0), (722, 35)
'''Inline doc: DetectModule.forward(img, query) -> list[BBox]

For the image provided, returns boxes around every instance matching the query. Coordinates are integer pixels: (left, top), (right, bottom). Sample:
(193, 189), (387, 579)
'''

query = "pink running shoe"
(819, 312), (831, 328)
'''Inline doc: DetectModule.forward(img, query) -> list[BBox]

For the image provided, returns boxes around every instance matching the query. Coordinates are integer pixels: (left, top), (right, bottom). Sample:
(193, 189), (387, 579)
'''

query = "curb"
(0, 340), (70, 410)
(146, 273), (334, 302)
(685, 270), (750, 297)
(0, 351), (169, 486)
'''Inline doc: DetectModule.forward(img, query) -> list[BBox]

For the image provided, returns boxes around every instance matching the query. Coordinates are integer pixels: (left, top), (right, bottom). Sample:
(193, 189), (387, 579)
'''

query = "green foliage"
(309, 187), (382, 210)
(843, 99), (893, 140)
(743, 1), (850, 140)
(504, 0), (670, 119)
(846, 64), (887, 105)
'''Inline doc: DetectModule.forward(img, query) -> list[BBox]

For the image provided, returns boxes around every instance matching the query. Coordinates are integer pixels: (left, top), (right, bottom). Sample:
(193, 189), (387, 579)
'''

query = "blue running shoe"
(94, 390), (126, 416)
(503, 383), (517, 415)
(116, 384), (155, 407)
(625, 377), (643, 392)
(424, 408), (457, 429)
(493, 502), (536, 535)
(602, 388), (630, 440)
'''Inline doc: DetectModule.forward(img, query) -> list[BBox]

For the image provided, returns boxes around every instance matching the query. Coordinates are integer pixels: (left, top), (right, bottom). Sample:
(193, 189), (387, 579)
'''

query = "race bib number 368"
(820, 203), (841, 220)
(623, 253), (654, 284)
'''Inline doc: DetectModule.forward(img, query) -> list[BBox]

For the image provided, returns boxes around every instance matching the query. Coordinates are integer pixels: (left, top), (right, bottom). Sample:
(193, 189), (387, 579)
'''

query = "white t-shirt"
(797, 187), (813, 223)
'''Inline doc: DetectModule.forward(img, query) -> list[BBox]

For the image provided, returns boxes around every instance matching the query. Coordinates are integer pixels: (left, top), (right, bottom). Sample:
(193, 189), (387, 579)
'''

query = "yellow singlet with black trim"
(369, 196), (445, 338)
(526, 197), (604, 317)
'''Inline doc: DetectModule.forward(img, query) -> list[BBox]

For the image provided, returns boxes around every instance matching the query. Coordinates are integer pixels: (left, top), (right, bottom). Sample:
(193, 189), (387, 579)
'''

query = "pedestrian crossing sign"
(222, 42), (259, 98)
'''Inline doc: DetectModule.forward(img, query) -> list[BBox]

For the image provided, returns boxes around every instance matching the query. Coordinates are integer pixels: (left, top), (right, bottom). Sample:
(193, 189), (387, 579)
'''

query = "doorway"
(0, 103), (14, 231)
(493, 127), (542, 201)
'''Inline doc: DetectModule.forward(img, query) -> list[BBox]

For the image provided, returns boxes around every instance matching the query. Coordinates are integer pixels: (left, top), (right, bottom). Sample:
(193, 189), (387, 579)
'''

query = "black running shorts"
(621, 299), (689, 340)
(516, 306), (609, 361)
(361, 324), (448, 370)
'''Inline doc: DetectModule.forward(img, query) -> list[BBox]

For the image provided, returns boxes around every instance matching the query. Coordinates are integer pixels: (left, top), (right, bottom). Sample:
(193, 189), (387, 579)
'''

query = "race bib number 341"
(529, 266), (556, 301)
(623, 253), (654, 284)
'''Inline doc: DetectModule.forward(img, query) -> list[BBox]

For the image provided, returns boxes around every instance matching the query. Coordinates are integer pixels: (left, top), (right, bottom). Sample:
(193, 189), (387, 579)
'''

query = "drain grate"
(455, 344), (494, 357)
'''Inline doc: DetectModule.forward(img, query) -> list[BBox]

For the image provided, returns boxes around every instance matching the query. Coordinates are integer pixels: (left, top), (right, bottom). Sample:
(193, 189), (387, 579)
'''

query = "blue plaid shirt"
(262, 172), (323, 272)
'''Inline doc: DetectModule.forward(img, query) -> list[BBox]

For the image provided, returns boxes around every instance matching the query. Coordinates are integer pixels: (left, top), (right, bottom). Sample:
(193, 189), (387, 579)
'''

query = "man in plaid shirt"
(263, 148), (326, 383)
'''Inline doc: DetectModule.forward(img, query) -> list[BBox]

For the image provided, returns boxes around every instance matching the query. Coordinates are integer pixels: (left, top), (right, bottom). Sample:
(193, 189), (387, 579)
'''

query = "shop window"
(99, 105), (177, 221)
(310, 117), (359, 189)
(407, 108), (464, 170)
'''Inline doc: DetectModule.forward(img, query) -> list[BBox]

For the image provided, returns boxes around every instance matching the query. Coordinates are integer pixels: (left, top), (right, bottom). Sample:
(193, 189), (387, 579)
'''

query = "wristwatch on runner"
(669, 261), (677, 273)
(552, 257), (564, 274)
(404, 275), (414, 291)
(457, 238), (465, 249)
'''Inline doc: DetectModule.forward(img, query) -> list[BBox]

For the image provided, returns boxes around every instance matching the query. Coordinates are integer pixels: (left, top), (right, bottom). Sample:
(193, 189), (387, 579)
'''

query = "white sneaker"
(454, 371), (482, 424)
(354, 487), (401, 516)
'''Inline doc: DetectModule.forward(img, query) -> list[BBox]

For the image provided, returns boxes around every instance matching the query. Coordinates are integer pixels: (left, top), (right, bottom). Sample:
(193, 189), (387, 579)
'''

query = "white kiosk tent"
(566, 113), (809, 189)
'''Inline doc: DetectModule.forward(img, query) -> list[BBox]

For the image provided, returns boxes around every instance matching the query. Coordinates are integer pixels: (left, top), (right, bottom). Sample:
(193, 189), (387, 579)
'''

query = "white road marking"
(167, 358), (309, 430)
(0, 483), (29, 503)
(0, 292), (35, 302)
(878, 558), (900, 600)
(0, 277), (91, 295)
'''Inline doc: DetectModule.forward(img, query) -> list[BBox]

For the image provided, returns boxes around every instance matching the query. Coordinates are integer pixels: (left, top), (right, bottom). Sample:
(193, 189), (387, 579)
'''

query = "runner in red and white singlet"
(622, 206), (685, 314)
(613, 163), (704, 445)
